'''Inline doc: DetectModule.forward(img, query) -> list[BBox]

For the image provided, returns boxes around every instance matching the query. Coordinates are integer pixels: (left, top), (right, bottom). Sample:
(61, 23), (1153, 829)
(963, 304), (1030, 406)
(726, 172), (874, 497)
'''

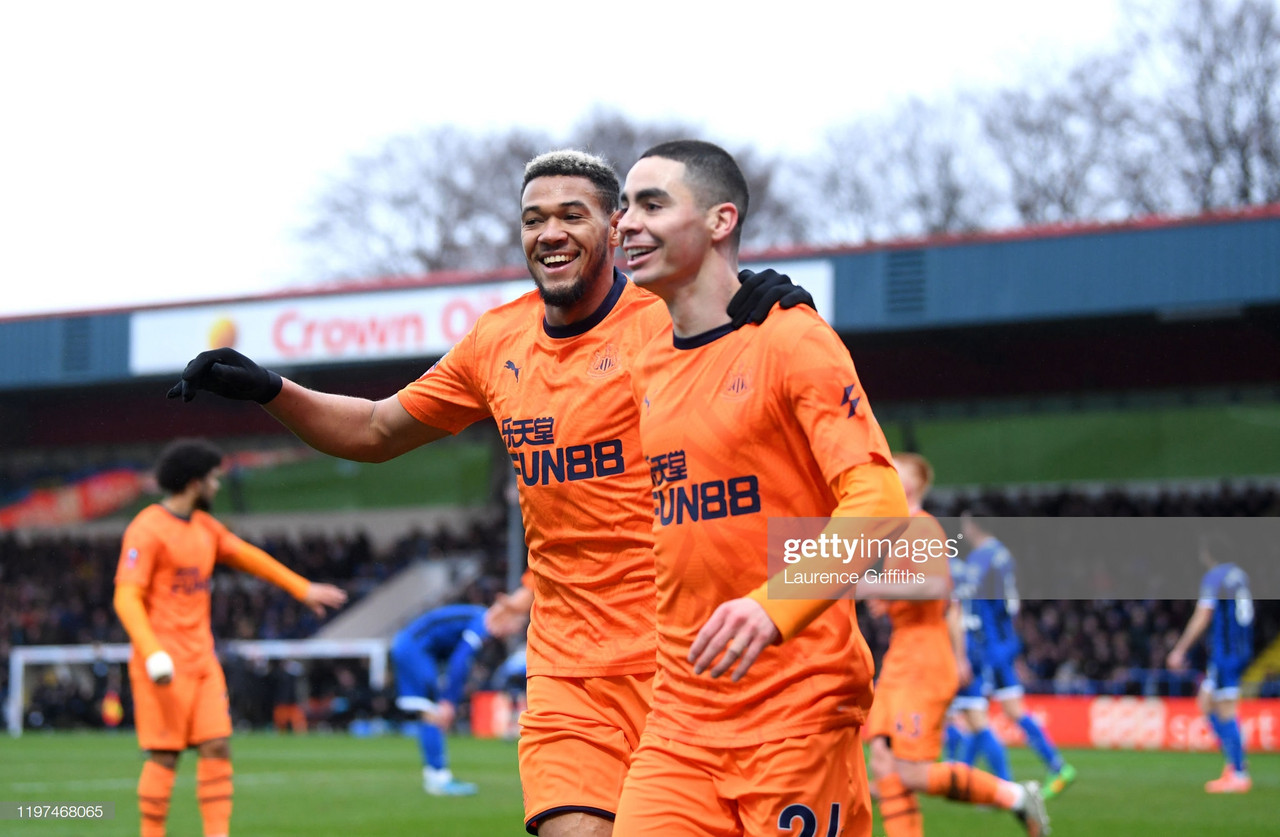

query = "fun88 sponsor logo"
(648, 449), (761, 526)
(504, 417), (626, 486)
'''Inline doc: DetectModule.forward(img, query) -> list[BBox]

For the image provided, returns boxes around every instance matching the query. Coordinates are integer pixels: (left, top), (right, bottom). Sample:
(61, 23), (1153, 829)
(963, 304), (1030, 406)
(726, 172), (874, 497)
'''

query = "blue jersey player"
(391, 603), (490, 796)
(946, 552), (1013, 781)
(961, 509), (1076, 799)
(1167, 533), (1254, 793)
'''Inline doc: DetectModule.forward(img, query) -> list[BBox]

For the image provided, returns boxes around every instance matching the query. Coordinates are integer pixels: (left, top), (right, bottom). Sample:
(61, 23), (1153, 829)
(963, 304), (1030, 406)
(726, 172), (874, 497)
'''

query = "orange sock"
(924, 762), (1020, 810)
(876, 773), (923, 837)
(138, 760), (175, 837)
(196, 757), (233, 836)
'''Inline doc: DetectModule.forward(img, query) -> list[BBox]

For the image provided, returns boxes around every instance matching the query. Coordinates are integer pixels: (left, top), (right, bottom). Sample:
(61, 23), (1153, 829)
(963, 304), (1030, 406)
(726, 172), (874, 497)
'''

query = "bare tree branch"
(1155, 0), (1280, 209)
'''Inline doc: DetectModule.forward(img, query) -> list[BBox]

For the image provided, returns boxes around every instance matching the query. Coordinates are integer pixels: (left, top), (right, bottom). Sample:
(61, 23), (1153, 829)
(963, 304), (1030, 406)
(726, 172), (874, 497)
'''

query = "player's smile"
(538, 251), (579, 274)
(623, 244), (657, 269)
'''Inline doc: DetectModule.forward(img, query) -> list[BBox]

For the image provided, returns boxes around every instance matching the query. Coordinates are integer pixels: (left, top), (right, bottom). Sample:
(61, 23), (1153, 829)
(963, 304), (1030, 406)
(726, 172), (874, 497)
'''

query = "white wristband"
(145, 651), (175, 682)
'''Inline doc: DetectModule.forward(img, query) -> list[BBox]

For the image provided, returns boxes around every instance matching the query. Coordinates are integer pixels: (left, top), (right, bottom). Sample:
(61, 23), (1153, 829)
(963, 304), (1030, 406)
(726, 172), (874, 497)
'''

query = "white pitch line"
(6, 773), (294, 793)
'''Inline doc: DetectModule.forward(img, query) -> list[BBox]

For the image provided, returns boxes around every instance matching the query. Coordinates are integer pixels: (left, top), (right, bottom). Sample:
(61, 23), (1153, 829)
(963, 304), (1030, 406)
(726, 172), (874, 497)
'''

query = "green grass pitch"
(0, 731), (1273, 835)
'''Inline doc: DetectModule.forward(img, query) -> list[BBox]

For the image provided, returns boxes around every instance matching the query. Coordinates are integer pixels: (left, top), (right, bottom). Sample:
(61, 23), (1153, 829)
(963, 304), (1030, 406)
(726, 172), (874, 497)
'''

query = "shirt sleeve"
(114, 519), (158, 589)
(783, 320), (892, 484)
(997, 547), (1020, 614)
(1197, 567), (1220, 608)
(396, 327), (492, 434)
(214, 525), (311, 601)
(113, 518), (166, 657)
(113, 584), (163, 659)
(747, 460), (908, 641)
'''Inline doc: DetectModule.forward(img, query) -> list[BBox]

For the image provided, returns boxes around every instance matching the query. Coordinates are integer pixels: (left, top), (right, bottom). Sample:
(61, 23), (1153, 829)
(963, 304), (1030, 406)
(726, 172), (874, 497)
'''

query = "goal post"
(6, 638), (389, 738)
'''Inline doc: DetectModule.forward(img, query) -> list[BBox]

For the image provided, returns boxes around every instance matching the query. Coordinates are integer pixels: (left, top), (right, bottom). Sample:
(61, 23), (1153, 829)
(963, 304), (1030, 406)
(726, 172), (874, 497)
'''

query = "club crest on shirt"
(125, 547), (138, 568)
(720, 364), (753, 400)
(421, 349), (450, 379)
(587, 343), (620, 378)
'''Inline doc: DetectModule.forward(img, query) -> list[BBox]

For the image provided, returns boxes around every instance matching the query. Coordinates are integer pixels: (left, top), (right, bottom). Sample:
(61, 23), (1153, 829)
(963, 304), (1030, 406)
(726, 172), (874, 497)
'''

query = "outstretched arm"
(220, 538), (349, 617)
(265, 379), (450, 463)
(169, 347), (450, 462)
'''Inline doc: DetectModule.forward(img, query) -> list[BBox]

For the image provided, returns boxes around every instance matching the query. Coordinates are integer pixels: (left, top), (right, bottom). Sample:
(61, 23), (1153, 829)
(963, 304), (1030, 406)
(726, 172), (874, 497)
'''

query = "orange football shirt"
(115, 505), (265, 675)
(398, 271), (667, 677)
(630, 304), (896, 747)
(877, 510), (956, 687)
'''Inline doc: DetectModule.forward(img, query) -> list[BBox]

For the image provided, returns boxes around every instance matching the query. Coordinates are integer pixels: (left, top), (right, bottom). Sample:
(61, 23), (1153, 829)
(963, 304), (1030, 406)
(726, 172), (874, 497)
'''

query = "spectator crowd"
(5, 480), (1279, 730)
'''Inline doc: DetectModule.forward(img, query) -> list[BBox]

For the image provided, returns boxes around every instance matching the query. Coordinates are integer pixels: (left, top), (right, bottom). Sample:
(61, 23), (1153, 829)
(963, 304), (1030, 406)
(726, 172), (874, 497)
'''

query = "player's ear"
(609, 210), (622, 247)
(707, 202), (738, 244)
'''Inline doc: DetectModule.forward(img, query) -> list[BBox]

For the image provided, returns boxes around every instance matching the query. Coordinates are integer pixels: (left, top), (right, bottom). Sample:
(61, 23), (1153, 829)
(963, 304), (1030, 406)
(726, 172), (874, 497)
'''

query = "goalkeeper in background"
(113, 438), (348, 837)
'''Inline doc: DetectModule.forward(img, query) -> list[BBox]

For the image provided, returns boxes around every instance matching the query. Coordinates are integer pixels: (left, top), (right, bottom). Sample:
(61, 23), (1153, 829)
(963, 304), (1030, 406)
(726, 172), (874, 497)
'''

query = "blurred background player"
(1167, 533), (1254, 793)
(945, 550), (1013, 783)
(391, 602), (491, 796)
(113, 438), (347, 837)
(168, 149), (811, 836)
(960, 507), (1076, 800)
(865, 452), (1048, 837)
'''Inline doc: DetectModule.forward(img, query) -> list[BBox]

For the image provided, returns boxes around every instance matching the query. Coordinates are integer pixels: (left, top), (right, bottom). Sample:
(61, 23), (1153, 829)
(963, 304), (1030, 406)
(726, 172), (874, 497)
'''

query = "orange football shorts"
(129, 659), (232, 752)
(519, 672), (653, 834)
(864, 678), (951, 763)
(613, 724), (870, 836)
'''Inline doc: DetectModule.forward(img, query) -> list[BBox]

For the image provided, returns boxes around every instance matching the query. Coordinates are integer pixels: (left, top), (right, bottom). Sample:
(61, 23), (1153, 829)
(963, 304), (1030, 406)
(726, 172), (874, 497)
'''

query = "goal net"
(6, 638), (389, 737)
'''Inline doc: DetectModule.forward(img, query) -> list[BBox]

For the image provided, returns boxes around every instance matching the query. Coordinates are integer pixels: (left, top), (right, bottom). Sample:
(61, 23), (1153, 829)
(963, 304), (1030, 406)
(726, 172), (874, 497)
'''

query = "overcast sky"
(0, 0), (1129, 319)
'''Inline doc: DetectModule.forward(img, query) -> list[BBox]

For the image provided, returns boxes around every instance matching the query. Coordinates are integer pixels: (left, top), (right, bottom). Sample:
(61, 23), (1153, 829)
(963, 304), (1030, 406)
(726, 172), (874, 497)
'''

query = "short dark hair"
(638, 139), (749, 248)
(155, 438), (224, 494)
(522, 149), (620, 214)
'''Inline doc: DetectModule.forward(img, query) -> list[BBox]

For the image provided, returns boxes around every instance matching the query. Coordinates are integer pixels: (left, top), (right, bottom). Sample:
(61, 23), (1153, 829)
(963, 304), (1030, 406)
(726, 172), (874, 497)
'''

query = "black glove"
(727, 268), (816, 329)
(166, 348), (283, 404)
